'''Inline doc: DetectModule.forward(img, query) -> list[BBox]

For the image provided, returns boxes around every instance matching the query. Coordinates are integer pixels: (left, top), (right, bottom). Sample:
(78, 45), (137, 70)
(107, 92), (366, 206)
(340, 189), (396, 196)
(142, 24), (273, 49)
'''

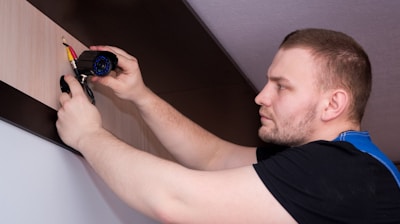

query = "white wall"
(0, 120), (158, 224)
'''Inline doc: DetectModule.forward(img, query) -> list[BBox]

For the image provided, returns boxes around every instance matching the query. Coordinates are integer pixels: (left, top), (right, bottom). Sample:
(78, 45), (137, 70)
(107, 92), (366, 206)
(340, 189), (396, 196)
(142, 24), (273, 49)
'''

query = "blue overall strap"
(334, 131), (400, 188)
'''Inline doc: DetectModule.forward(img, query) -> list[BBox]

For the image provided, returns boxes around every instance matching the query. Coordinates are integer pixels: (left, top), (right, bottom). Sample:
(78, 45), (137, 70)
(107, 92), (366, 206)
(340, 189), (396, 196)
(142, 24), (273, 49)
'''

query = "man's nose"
(255, 85), (272, 106)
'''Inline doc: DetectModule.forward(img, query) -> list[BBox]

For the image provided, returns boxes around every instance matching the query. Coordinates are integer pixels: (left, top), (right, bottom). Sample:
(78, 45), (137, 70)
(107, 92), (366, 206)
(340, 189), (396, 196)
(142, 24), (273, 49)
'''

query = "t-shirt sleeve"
(256, 143), (288, 161)
(253, 141), (377, 223)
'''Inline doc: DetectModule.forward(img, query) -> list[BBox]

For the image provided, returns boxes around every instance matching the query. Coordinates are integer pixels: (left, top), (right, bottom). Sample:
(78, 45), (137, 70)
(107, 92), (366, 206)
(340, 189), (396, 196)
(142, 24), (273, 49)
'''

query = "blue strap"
(333, 131), (400, 188)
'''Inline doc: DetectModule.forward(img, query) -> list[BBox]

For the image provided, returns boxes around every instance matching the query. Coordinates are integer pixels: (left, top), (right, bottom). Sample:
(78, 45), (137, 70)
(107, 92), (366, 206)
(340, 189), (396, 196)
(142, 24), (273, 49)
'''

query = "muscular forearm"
(77, 128), (189, 221)
(86, 45), (255, 170)
(76, 129), (290, 224)
(130, 87), (244, 170)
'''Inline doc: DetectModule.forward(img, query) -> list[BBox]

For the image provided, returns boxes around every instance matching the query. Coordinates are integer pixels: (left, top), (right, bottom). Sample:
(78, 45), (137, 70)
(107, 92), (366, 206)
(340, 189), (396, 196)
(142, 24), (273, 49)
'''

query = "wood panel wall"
(0, 0), (171, 159)
(27, 0), (265, 149)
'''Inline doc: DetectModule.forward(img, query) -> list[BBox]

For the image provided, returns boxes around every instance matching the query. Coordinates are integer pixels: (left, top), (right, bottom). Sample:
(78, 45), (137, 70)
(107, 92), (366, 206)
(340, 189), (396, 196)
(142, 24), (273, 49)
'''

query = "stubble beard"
(258, 106), (317, 146)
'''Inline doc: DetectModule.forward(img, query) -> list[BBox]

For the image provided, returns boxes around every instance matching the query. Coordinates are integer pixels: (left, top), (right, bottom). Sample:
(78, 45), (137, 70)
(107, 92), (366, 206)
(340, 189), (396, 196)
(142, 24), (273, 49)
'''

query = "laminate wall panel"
(0, 0), (167, 222)
(0, 0), (170, 158)
(27, 0), (265, 149)
(0, 0), (85, 109)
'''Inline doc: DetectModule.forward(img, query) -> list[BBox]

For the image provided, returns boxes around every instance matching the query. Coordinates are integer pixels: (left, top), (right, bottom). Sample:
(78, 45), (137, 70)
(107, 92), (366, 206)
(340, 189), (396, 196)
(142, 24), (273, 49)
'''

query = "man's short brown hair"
(279, 28), (372, 123)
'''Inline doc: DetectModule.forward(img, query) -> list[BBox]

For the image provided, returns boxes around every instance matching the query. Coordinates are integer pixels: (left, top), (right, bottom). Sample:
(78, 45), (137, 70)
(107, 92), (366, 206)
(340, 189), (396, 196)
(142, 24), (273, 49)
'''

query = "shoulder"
(254, 141), (362, 188)
(253, 140), (400, 223)
(255, 140), (390, 185)
(256, 140), (363, 165)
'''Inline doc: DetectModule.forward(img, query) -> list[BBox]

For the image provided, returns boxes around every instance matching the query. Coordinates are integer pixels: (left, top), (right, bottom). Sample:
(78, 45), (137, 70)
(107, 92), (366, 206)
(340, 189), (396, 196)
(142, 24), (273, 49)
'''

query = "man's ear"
(321, 89), (349, 121)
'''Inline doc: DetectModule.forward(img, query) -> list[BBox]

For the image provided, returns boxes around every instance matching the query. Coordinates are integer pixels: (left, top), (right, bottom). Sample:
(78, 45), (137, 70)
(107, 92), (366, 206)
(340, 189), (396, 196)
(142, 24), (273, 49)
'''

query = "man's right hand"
(89, 45), (150, 105)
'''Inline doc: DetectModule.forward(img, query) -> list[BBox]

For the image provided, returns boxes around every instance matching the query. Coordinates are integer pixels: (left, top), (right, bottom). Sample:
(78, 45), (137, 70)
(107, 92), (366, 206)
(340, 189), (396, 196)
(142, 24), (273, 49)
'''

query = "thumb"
(92, 75), (121, 91)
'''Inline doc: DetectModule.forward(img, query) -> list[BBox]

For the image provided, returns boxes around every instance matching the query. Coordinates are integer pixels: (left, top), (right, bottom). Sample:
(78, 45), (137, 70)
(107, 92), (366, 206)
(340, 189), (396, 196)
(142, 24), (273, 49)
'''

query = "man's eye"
(277, 84), (285, 90)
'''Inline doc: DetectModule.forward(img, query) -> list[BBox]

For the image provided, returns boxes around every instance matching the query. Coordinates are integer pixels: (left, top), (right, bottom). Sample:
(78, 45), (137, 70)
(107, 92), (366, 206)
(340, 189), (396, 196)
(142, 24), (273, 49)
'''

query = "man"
(56, 28), (400, 223)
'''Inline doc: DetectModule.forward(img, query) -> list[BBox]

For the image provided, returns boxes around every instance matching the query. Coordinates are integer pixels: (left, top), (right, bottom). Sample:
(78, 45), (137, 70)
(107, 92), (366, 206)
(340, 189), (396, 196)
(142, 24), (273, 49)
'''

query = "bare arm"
(70, 128), (295, 224)
(90, 46), (257, 170)
(133, 87), (257, 170)
(56, 76), (296, 223)
(81, 134), (295, 223)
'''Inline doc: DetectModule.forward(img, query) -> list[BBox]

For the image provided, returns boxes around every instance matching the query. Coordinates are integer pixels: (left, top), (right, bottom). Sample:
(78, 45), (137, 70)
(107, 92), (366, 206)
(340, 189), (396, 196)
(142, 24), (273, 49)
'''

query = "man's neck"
(307, 122), (361, 144)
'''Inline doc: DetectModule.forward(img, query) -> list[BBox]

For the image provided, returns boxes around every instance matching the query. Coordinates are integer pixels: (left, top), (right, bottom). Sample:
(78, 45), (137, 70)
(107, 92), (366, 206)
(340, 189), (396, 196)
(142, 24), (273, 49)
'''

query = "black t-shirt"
(253, 141), (400, 224)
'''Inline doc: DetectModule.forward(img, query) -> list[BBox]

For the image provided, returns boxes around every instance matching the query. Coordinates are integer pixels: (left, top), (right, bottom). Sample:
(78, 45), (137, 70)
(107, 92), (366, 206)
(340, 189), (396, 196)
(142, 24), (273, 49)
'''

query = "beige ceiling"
(185, 0), (400, 162)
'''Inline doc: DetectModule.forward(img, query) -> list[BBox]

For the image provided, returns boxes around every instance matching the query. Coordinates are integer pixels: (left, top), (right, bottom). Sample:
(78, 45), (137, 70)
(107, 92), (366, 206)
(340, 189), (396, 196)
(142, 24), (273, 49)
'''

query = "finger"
(63, 74), (85, 97)
(59, 92), (71, 107)
(92, 75), (121, 90)
(109, 47), (135, 60)
(91, 45), (135, 60)
(114, 54), (139, 74)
